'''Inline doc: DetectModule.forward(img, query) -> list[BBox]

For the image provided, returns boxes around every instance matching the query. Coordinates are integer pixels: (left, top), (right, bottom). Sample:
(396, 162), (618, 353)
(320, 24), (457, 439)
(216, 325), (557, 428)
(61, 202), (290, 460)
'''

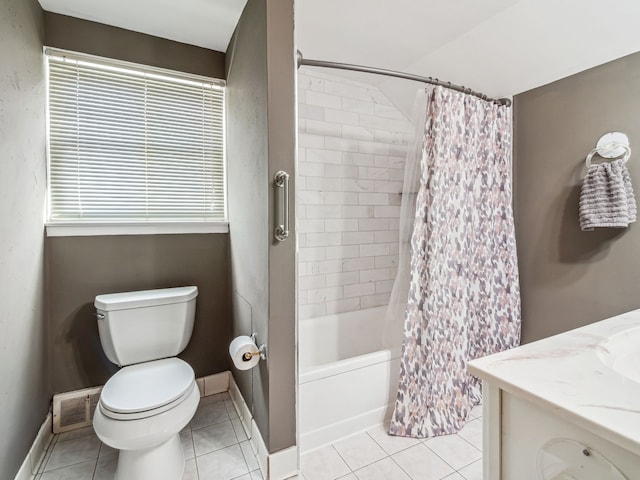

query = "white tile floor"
(300, 405), (483, 480)
(36, 394), (482, 480)
(35, 392), (263, 480)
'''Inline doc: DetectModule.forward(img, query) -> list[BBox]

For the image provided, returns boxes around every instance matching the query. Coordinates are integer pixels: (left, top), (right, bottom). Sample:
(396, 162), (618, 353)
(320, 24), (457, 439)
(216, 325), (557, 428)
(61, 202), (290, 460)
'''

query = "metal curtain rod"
(296, 51), (511, 107)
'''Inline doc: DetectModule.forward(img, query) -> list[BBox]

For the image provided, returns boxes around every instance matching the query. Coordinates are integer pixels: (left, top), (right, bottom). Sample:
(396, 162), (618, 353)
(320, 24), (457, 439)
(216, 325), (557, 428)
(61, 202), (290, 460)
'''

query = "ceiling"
(39, 0), (640, 113)
(37, 0), (248, 52)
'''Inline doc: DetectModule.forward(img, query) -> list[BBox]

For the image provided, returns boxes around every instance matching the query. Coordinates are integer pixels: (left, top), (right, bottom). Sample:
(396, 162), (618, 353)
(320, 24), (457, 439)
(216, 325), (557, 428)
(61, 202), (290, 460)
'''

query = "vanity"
(468, 309), (640, 480)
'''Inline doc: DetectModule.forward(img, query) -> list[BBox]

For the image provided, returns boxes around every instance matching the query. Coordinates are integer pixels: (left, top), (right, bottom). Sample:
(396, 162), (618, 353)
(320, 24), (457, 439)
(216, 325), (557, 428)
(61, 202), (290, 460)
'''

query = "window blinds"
(46, 50), (226, 224)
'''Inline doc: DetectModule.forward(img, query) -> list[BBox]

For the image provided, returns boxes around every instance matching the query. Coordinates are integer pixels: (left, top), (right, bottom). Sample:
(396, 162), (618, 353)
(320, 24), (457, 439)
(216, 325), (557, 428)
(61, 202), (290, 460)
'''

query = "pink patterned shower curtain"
(389, 86), (521, 438)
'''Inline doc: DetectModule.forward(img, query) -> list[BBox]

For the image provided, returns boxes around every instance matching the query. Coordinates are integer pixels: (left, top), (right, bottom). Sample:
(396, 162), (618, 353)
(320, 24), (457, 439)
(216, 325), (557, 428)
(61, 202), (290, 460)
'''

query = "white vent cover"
(53, 386), (103, 433)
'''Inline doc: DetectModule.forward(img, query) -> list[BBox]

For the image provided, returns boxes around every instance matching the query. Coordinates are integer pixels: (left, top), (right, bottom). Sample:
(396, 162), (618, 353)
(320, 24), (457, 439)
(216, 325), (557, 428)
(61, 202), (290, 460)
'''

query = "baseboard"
(14, 411), (54, 480)
(229, 374), (299, 479)
(300, 404), (392, 453)
(198, 371), (230, 396)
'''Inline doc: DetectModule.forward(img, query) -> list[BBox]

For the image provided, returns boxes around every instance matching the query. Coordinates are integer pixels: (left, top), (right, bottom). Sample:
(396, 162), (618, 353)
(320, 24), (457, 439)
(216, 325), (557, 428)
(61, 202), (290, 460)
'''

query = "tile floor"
(35, 392), (264, 480)
(36, 393), (482, 480)
(300, 405), (483, 480)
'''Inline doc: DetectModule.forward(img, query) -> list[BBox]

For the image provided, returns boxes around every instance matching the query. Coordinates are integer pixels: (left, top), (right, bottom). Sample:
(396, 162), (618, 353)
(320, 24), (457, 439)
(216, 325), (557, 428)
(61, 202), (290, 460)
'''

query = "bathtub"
(298, 306), (402, 452)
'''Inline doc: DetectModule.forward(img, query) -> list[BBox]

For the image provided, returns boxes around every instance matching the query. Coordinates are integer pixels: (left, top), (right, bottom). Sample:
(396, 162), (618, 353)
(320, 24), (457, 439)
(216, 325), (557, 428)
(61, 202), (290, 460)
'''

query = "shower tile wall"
(297, 69), (411, 320)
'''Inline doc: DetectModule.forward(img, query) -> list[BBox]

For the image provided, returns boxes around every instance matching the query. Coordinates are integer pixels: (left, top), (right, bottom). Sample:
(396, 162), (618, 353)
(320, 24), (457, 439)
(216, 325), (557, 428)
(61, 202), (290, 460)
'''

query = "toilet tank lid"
(95, 286), (198, 311)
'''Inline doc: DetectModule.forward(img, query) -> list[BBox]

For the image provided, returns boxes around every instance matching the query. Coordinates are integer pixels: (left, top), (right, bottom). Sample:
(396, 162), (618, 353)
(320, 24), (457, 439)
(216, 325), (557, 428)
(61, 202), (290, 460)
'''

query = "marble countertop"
(468, 309), (640, 457)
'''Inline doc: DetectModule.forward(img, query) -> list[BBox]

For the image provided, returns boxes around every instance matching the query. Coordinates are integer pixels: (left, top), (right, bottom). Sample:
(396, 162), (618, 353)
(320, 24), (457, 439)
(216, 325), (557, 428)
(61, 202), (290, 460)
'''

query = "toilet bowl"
(92, 286), (199, 480)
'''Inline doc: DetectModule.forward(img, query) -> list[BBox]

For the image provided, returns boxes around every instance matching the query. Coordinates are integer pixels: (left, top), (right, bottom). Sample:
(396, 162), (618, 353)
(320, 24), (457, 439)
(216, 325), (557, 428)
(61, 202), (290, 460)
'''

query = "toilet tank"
(95, 286), (198, 366)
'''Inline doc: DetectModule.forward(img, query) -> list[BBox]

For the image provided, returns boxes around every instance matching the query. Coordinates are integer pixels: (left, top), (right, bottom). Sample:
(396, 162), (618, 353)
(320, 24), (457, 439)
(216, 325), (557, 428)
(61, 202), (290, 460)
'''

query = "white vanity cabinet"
(468, 309), (640, 480)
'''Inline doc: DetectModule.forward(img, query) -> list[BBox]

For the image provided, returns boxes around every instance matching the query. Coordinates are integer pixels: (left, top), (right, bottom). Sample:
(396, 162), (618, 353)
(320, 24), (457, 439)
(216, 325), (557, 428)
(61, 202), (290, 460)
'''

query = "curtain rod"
(296, 51), (511, 107)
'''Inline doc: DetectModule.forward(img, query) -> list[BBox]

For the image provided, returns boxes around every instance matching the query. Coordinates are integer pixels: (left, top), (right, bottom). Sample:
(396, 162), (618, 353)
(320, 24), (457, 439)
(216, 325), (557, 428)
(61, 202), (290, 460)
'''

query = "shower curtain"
(388, 86), (521, 438)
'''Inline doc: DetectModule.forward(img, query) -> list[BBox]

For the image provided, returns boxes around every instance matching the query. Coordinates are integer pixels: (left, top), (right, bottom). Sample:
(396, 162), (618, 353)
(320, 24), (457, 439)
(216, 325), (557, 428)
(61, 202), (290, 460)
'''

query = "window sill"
(45, 222), (229, 237)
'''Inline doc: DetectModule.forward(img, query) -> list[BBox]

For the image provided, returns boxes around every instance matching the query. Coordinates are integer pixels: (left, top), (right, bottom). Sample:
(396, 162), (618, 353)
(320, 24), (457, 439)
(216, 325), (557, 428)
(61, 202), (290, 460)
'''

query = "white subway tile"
(342, 257), (375, 272)
(298, 289), (308, 305)
(308, 286), (344, 303)
(342, 231), (375, 245)
(359, 140), (390, 155)
(374, 230), (398, 243)
(374, 103), (407, 120)
(299, 247), (325, 262)
(359, 87), (391, 105)
(360, 243), (390, 257)
(342, 125), (375, 141)
(374, 180), (403, 193)
(299, 303), (326, 320)
(388, 218), (400, 230)
(376, 279), (395, 294)
(324, 80), (359, 98)
(298, 104), (325, 121)
(343, 179), (375, 192)
(299, 133), (325, 148)
(360, 268), (392, 283)
(374, 206), (401, 218)
(325, 219), (359, 232)
(389, 242), (400, 255)
(325, 297), (361, 315)
(325, 271), (360, 287)
(374, 255), (399, 268)
(306, 205), (342, 219)
(325, 164), (359, 179)
(299, 274), (327, 290)
(325, 245), (360, 260)
(298, 233), (306, 248)
(389, 193), (402, 206)
(307, 260), (343, 274)
(306, 119), (342, 137)
(325, 137), (359, 152)
(343, 205), (375, 218)
(358, 218), (390, 231)
(298, 262), (308, 276)
(298, 75), (325, 93)
(342, 98), (374, 114)
(325, 108), (358, 126)
(298, 218), (324, 233)
(358, 167), (389, 180)
(389, 169), (405, 181)
(325, 192), (358, 206)
(343, 152), (374, 166)
(307, 148), (342, 165)
(361, 293), (390, 309)
(306, 232), (342, 247)
(306, 91), (342, 109)
(389, 144), (408, 157)
(306, 177), (343, 192)
(298, 147), (306, 162)
(344, 282), (376, 298)
(358, 193), (389, 206)
(298, 190), (325, 205)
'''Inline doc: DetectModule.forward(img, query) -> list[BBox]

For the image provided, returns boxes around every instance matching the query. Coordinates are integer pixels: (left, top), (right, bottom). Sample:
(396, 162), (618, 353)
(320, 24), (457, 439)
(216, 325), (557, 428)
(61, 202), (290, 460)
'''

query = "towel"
(579, 158), (637, 231)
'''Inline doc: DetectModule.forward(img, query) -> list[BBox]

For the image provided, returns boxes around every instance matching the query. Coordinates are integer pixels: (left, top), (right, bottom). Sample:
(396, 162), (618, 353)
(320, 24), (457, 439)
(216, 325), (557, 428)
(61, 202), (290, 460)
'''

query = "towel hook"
(585, 132), (631, 169)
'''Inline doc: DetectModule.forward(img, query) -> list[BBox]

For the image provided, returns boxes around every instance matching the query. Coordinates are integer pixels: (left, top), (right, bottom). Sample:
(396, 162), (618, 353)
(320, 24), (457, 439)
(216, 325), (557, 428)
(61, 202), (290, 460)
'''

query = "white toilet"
(92, 286), (200, 480)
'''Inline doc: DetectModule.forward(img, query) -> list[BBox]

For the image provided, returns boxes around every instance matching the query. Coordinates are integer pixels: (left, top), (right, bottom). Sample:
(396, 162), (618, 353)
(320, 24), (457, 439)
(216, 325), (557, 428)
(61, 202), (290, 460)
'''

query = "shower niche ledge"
(468, 309), (640, 480)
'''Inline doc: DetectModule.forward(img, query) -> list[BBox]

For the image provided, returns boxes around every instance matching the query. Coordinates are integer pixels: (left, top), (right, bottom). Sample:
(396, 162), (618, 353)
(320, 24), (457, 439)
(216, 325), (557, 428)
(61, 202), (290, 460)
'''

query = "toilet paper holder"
(242, 333), (267, 362)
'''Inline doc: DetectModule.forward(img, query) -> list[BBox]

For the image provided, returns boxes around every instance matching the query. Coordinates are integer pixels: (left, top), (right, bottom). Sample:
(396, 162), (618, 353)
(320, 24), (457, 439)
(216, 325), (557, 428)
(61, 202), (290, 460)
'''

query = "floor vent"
(53, 386), (102, 434)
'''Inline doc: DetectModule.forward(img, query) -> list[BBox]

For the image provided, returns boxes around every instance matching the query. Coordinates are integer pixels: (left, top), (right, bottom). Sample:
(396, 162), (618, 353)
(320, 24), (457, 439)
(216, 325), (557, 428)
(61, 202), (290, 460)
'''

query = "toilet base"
(116, 434), (184, 480)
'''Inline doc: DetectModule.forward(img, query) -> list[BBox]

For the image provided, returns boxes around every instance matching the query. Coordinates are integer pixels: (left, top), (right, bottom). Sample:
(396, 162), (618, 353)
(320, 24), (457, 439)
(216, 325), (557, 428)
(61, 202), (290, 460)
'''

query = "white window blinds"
(46, 49), (226, 224)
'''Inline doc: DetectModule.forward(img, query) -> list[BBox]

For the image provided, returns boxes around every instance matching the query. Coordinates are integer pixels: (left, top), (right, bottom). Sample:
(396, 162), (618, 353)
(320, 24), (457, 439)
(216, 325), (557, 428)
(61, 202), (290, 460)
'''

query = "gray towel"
(579, 159), (637, 231)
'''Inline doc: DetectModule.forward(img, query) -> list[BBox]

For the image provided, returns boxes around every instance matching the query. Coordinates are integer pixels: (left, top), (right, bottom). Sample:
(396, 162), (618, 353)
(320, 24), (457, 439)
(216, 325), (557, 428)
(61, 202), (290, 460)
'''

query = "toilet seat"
(100, 357), (195, 420)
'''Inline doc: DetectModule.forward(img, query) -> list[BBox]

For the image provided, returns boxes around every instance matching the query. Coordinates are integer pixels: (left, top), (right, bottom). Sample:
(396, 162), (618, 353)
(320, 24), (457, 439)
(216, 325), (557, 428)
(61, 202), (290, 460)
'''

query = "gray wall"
(514, 51), (640, 343)
(0, 0), (48, 478)
(44, 12), (226, 79)
(226, 0), (296, 453)
(42, 13), (231, 394)
(47, 234), (230, 393)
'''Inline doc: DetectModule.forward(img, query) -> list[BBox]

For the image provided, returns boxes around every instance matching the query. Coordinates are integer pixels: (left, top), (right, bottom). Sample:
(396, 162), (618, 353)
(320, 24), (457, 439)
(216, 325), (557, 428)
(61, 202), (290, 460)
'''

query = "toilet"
(92, 286), (200, 480)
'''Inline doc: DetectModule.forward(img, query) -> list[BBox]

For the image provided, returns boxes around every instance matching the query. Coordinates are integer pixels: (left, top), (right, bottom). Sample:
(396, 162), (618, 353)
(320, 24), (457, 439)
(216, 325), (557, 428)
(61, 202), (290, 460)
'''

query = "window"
(45, 49), (227, 236)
